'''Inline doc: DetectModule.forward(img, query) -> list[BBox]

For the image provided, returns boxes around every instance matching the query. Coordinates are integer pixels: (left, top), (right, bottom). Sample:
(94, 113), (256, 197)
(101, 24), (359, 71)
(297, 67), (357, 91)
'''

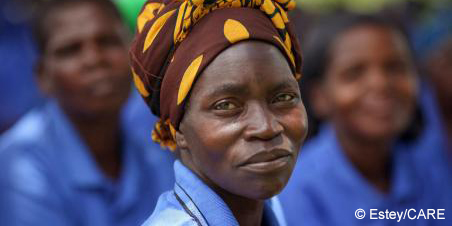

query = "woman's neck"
(336, 128), (393, 193)
(215, 187), (265, 226)
(67, 111), (123, 180)
(185, 160), (266, 226)
(437, 95), (452, 145)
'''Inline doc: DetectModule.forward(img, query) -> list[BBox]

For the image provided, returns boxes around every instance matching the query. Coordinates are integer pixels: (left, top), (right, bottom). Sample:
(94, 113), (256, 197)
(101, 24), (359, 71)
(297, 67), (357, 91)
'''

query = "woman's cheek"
(284, 106), (308, 147)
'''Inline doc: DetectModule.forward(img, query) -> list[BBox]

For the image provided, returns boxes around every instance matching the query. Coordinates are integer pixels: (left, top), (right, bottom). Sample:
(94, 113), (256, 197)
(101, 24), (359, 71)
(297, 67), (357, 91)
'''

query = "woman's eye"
(385, 60), (409, 75)
(213, 101), (238, 110)
(273, 93), (295, 103)
(342, 64), (365, 82)
(55, 43), (81, 58)
(99, 35), (122, 48)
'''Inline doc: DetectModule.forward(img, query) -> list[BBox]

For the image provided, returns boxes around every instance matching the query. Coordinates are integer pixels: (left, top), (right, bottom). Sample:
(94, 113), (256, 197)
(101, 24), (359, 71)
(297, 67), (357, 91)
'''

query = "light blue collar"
(318, 125), (418, 203)
(173, 160), (283, 226)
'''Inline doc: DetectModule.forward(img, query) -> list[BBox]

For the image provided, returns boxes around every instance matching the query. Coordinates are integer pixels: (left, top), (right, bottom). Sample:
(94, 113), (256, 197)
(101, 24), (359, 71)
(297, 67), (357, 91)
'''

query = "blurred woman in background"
(0, 0), (173, 225)
(280, 14), (443, 225)
(414, 34), (452, 225)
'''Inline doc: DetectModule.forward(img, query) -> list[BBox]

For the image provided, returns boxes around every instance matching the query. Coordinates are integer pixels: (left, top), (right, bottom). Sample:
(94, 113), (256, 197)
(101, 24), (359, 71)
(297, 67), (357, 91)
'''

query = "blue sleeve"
(0, 147), (74, 226)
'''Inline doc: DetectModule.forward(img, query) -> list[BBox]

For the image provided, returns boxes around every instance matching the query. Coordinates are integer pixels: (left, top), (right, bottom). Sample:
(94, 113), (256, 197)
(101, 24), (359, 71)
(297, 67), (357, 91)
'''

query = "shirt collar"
(45, 101), (141, 192)
(111, 142), (141, 210)
(46, 102), (109, 189)
(173, 160), (285, 226)
(318, 125), (418, 203)
(44, 101), (165, 212)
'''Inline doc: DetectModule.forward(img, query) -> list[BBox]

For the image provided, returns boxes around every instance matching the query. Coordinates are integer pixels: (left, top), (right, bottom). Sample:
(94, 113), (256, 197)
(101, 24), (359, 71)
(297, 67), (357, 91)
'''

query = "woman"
(280, 14), (440, 226)
(129, 0), (308, 225)
(415, 35), (452, 224)
(0, 0), (174, 225)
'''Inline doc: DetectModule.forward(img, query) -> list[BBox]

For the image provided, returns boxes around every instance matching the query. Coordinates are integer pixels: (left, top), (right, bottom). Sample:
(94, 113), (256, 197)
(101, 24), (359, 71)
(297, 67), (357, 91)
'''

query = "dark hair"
(299, 13), (422, 140)
(32, 0), (123, 54)
(301, 13), (412, 85)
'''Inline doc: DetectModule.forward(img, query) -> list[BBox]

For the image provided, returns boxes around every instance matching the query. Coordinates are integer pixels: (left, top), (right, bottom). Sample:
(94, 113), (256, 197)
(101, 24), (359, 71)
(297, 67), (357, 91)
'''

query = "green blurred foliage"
(113, 0), (146, 32)
(113, 0), (450, 32)
(295, 0), (449, 13)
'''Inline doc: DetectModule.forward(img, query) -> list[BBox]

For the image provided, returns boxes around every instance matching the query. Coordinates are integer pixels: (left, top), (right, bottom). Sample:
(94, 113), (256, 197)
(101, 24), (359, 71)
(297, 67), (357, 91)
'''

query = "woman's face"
(39, 3), (131, 118)
(428, 39), (452, 103)
(315, 25), (417, 142)
(177, 42), (307, 200)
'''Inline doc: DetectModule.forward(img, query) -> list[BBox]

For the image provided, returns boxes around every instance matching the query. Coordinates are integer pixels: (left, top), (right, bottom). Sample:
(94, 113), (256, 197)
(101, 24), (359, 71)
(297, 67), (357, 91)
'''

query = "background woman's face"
(39, 3), (131, 118)
(177, 42), (307, 200)
(316, 25), (417, 142)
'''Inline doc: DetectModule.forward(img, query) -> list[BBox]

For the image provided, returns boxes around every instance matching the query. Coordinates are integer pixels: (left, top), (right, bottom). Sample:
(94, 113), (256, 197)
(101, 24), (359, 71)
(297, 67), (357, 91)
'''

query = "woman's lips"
(362, 97), (397, 117)
(83, 70), (126, 98)
(86, 79), (125, 98)
(239, 149), (292, 174)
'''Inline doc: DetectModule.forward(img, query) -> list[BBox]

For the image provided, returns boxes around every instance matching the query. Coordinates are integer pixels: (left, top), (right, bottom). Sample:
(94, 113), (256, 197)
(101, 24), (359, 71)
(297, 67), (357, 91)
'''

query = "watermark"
(355, 209), (366, 219)
(355, 209), (446, 222)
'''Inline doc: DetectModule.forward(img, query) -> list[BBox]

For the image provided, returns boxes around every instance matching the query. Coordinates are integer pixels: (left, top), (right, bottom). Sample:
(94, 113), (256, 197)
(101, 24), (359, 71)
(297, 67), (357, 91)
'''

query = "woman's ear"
(310, 82), (331, 120)
(35, 59), (53, 96)
(175, 128), (197, 170)
(175, 130), (188, 150)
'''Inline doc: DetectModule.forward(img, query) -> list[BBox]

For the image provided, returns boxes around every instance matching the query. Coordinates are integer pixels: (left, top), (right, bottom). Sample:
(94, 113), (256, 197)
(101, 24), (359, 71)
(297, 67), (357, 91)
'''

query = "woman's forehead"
(190, 42), (297, 98)
(203, 41), (292, 78)
(44, 3), (121, 40)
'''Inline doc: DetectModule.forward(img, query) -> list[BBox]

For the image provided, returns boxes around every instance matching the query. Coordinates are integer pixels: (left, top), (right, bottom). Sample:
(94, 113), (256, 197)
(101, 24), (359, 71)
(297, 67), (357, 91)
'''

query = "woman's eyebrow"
(269, 79), (299, 93)
(205, 78), (298, 98)
(206, 83), (249, 97)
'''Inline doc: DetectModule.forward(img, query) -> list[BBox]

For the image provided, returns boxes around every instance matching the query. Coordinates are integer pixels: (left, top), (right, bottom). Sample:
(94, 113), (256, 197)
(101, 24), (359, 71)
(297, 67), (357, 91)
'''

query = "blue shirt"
(143, 160), (287, 226)
(0, 101), (175, 226)
(415, 82), (450, 155)
(280, 125), (445, 226)
(411, 82), (452, 224)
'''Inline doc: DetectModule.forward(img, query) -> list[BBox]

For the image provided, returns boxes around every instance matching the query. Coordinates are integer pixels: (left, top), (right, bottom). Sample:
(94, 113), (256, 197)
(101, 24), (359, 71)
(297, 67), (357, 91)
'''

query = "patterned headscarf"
(130, 0), (302, 150)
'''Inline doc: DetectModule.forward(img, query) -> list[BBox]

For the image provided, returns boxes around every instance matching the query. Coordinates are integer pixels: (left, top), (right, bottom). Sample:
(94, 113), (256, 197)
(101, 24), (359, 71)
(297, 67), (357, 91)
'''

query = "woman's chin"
(242, 181), (286, 200)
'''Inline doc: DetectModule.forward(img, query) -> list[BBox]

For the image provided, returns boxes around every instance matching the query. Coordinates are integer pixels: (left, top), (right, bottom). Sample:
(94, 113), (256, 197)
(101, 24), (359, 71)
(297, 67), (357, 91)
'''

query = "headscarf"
(129, 0), (302, 150)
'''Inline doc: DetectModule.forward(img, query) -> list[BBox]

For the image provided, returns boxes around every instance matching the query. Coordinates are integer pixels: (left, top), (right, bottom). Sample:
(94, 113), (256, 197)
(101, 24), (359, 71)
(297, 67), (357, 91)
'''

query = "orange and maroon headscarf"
(129, 0), (302, 150)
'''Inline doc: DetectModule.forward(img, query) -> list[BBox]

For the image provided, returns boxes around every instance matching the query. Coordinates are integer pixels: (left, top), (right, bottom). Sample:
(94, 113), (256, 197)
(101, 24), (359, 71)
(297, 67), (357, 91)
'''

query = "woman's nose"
(243, 103), (283, 141)
(366, 67), (392, 92)
(82, 42), (107, 70)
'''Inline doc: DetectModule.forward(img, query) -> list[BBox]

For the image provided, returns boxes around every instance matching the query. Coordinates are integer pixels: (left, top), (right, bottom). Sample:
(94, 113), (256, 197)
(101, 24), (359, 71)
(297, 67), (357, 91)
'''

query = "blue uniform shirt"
(0, 101), (175, 226)
(280, 125), (445, 226)
(415, 82), (450, 155)
(412, 82), (452, 224)
(143, 160), (287, 226)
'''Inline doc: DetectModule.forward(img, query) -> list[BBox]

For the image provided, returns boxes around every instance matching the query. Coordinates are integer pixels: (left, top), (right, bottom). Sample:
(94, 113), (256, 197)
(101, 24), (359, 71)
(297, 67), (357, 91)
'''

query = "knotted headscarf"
(129, 0), (302, 150)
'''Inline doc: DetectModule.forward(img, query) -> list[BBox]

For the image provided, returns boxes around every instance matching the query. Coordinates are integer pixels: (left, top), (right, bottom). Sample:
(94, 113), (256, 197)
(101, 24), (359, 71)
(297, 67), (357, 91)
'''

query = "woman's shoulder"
(0, 107), (50, 149)
(141, 191), (201, 226)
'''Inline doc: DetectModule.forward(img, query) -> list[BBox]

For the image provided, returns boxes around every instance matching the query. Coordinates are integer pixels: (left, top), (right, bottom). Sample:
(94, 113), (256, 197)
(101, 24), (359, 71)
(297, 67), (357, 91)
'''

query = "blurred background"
(0, 0), (451, 225)
(0, 0), (450, 134)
